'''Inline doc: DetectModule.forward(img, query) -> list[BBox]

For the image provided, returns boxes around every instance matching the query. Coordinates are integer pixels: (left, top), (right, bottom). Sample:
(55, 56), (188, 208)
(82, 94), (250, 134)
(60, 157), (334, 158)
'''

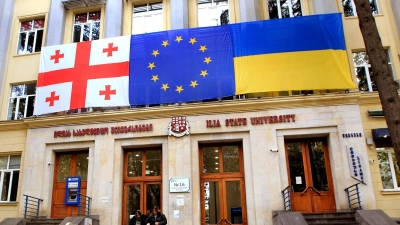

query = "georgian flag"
(34, 36), (130, 115)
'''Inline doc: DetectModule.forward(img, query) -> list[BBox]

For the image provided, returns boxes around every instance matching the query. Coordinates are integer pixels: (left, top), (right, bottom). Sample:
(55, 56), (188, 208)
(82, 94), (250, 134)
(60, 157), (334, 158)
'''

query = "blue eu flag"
(129, 25), (235, 105)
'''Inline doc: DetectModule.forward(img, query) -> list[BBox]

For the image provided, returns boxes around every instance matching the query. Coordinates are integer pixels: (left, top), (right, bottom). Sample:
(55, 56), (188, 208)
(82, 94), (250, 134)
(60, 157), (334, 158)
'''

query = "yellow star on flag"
(204, 57), (212, 64)
(175, 36), (183, 43)
(199, 45), (207, 52)
(176, 86), (184, 93)
(162, 40), (169, 47)
(200, 70), (208, 77)
(148, 62), (156, 70)
(152, 50), (159, 57)
(161, 83), (169, 91)
(151, 75), (159, 82)
(190, 81), (198, 88)
(189, 38), (197, 45)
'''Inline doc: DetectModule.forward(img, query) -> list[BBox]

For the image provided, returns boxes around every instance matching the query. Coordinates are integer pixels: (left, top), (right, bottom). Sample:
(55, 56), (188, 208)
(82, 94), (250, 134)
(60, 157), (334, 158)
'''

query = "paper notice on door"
(296, 176), (302, 184)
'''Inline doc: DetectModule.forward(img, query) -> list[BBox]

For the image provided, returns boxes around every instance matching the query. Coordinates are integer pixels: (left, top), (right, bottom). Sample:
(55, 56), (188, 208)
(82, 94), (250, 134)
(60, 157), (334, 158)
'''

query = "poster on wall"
(346, 146), (366, 184)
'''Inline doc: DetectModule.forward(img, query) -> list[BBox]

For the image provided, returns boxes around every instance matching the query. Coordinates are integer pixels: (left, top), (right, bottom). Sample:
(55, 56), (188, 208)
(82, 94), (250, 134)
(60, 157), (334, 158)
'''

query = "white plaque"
(177, 195), (184, 206)
(174, 210), (180, 218)
(296, 176), (302, 184)
(170, 178), (190, 192)
(101, 197), (109, 203)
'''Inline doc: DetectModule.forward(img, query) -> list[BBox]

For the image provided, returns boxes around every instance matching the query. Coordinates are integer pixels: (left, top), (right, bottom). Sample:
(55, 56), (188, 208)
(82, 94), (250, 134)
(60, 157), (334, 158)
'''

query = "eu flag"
(129, 26), (235, 105)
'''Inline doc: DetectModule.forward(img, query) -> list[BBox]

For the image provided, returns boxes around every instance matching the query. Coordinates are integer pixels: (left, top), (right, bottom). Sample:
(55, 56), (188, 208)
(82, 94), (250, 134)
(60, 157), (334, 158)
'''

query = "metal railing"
(281, 186), (292, 212)
(77, 193), (92, 216)
(23, 194), (43, 218)
(344, 183), (362, 210)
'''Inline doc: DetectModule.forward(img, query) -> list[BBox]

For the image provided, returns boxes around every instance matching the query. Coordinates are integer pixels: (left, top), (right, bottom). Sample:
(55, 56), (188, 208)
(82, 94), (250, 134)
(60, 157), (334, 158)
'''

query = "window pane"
(146, 184), (161, 214)
(198, 0), (229, 27)
(342, 0), (355, 17)
(18, 32), (27, 54)
(10, 171), (19, 201)
(75, 13), (88, 24)
(73, 25), (82, 43)
(83, 24), (90, 42)
(27, 32), (35, 53)
(268, 0), (279, 19)
(378, 152), (394, 189)
(292, 0), (302, 17)
(355, 66), (369, 91)
(88, 11), (101, 21)
(127, 151), (142, 177)
(391, 152), (400, 188)
(76, 153), (89, 181)
(35, 29), (43, 52)
(222, 146), (240, 173)
(1, 172), (11, 201)
(0, 156), (8, 169)
(353, 52), (369, 66)
(33, 19), (45, 29)
(7, 98), (17, 120)
(280, 0), (290, 18)
(368, 68), (378, 91)
(204, 181), (220, 224)
(133, 16), (145, 34)
(287, 143), (306, 192)
(9, 156), (20, 169)
(153, 13), (163, 32)
(20, 21), (32, 31)
(225, 181), (242, 224)
(26, 96), (35, 118)
(203, 147), (219, 173)
(91, 22), (100, 41)
(11, 85), (25, 97)
(17, 98), (26, 119)
(26, 83), (36, 95)
(309, 142), (329, 191)
(126, 184), (141, 223)
(146, 150), (161, 176)
(58, 155), (71, 182)
(369, 0), (379, 14)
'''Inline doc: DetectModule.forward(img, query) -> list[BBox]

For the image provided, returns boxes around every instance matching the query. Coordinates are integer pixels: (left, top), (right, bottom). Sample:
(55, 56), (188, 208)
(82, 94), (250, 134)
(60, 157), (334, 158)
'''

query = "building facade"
(0, 0), (400, 224)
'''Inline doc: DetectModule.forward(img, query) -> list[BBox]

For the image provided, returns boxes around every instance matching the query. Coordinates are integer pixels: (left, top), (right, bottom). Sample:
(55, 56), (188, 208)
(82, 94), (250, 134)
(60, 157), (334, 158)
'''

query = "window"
(342, 0), (379, 17)
(132, 3), (163, 35)
(267, 0), (302, 19)
(18, 19), (44, 54)
(353, 50), (393, 92)
(377, 149), (400, 190)
(73, 11), (101, 43)
(0, 155), (21, 202)
(7, 84), (36, 120)
(198, 0), (229, 27)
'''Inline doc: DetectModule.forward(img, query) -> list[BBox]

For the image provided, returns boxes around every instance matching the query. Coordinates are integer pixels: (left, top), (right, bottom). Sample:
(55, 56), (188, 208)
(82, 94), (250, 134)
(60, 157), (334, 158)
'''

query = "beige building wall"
(0, 121), (27, 221)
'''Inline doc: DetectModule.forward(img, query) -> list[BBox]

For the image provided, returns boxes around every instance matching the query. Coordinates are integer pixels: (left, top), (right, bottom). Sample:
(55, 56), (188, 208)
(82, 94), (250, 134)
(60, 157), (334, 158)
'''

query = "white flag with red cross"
(34, 36), (130, 115)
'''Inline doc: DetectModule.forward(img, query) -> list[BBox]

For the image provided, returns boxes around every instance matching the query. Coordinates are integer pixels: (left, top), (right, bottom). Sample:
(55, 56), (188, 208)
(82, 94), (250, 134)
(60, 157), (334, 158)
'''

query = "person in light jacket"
(145, 205), (167, 225)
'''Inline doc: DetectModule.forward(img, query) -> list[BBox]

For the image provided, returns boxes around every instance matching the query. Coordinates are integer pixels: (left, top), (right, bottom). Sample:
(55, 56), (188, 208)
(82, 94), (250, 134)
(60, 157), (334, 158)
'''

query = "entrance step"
(302, 212), (359, 225)
(25, 218), (64, 225)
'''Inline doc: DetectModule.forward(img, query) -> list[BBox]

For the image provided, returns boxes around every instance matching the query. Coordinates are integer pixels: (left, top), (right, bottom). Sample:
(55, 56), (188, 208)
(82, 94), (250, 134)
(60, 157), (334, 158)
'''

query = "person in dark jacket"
(129, 210), (147, 225)
(145, 205), (167, 225)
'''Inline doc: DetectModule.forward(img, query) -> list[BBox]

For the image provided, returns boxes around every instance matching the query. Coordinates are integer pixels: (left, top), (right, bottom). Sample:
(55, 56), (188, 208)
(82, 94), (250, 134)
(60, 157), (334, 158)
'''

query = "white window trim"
(0, 156), (20, 202)
(132, 3), (163, 35)
(378, 149), (400, 191)
(73, 12), (101, 42)
(197, 0), (229, 27)
(8, 84), (36, 120)
(18, 19), (44, 55)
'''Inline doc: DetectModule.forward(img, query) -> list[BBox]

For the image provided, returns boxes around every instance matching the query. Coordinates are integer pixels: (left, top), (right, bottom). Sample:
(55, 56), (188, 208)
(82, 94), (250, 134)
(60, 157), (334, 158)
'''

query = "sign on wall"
(346, 146), (365, 183)
(169, 178), (190, 192)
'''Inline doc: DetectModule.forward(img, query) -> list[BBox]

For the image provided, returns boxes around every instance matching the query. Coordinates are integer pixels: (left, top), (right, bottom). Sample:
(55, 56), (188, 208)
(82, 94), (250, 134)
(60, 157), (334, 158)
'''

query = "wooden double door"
(51, 151), (89, 218)
(285, 139), (336, 213)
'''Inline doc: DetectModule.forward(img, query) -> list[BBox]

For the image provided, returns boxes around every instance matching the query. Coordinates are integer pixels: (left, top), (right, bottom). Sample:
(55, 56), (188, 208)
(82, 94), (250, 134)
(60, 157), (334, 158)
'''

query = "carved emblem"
(168, 116), (190, 137)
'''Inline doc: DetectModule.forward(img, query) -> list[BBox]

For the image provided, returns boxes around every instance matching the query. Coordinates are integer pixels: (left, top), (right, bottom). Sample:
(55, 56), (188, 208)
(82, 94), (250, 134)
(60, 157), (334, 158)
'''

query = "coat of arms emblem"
(168, 116), (190, 137)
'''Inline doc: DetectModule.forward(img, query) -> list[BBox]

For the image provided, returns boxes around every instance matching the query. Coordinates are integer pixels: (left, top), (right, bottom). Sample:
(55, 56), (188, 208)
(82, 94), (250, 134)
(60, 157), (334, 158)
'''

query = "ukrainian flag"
(231, 13), (356, 94)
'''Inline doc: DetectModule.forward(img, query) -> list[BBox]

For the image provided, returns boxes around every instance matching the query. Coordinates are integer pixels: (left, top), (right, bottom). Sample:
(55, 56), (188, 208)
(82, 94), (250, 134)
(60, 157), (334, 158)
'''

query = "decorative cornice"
(22, 92), (362, 128)
(0, 120), (28, 131)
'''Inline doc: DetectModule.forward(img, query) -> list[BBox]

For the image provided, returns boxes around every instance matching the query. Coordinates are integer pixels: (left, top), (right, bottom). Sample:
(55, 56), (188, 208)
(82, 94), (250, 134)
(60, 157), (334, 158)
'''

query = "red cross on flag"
(34, 36), (130, 115)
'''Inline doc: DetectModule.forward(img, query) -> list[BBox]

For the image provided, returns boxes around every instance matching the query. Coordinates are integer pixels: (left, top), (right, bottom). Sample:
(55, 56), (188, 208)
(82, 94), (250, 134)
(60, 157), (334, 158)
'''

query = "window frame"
(7, 83), (36, 120)
(72, 11), (101, 43)
(0, 155), (21, 203)
(377, 148), (400, 191)
(267, 0), (303, 19)
(17, 18), (45, 55)
(342, 0), (379, 17)
(132, 2), (164, 35)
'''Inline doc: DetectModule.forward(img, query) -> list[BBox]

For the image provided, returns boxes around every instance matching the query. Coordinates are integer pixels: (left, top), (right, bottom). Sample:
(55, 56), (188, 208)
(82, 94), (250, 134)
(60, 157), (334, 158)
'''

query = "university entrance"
(122, 148), (162, 225)
(285, 138), (336, 213)
(200, 143), (247, 225)
(51, 151), (89, 218)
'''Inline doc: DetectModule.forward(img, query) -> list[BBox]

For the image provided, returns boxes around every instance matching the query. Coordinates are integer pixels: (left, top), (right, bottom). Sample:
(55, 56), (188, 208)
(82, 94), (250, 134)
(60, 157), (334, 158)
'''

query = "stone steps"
(25, 218), (64, 225)
(302, 212), (359, 225)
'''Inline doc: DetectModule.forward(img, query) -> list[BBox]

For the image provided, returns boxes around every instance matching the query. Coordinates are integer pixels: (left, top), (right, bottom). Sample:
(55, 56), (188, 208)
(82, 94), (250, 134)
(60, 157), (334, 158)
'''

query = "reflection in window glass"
(203, 181), (220, 224)
(377, 150), (400, 190)
(58, 155), (71, 182)
(203, 147), (219, 173)
(1, 172), (11, 201)
(342, 0), (379, 17)
(7, 84), (36, 120)
(287, 143), (306, 192)
(146, 184), (161, 214)
(128, 151), (143, 177)
(225, 181), (242, 224)
(126, 184), (141, 224)
(133, 3), (163, 34)
(0, 155), (21, 202)
(268, 0), (302, 19)
(73, 11), (101, 43)
(222, 146), (240, 173)
(146, 151), (161, 176)
(0, 156), (7, 169)
(308, 142), (329, 191)
(18, 19), (44, 54)
(198, 0), (229, 27)
(76, 153), (89, 181)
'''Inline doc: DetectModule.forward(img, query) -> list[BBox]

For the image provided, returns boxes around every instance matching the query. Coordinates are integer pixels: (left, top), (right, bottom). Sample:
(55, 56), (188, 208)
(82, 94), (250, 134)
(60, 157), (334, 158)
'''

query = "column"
(0, 0), (15, 98)
(390, 0), (400, 38)
(47, 0), (66, 46)
(104, 0), (123, 38)
(238, 0), (259, 22)
(170, 0), (188, 29)
(312, 0), (338, 14)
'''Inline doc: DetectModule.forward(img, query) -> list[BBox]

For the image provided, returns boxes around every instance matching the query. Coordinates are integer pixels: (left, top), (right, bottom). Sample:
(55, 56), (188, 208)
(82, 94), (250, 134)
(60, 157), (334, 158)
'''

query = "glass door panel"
(287, 143), (306, 192)
(308, 141), (329, 191)
(126, 184), (141, 224)
(146, 184), (161, 214)
(204, 181), (221, 225)
(225, 181), (242, 224)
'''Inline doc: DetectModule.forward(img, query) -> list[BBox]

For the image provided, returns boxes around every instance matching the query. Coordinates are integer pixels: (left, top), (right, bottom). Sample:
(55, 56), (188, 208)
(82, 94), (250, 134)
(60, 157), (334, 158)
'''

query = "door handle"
(310, 186), (321, 195)
(300, 186), (310, 196)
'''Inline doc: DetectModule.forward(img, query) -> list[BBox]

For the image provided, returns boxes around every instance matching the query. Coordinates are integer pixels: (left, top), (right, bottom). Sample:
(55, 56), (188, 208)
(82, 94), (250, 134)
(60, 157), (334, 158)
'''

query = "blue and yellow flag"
(231, 13), (356, 94)
(129, 26), (235, 105)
